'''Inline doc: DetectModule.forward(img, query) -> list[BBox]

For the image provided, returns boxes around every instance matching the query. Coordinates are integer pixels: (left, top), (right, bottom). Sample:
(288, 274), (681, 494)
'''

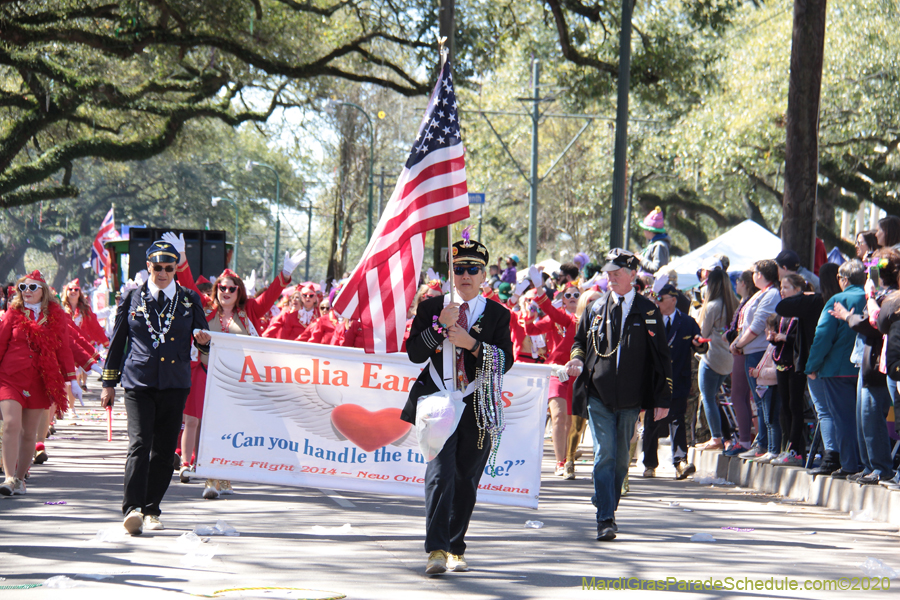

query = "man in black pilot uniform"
(565, 249), (673, 541)
(401, 238), (514, 575)
(101, 240), (211, 535)
(641, 284), (707, 480)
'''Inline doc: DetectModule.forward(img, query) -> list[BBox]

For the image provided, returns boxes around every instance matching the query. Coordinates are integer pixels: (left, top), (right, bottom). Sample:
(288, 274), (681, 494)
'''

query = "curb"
(688, 448), (900, 526)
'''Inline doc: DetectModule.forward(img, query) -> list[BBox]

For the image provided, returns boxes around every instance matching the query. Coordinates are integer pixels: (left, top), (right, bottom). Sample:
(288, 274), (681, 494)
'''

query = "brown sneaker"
(563, 461), (575, 480)
(425, 550), (448, 575)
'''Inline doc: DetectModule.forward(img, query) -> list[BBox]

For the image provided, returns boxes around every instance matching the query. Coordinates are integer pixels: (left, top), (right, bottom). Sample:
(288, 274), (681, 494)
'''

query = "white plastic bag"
(416, 390), (465, 461)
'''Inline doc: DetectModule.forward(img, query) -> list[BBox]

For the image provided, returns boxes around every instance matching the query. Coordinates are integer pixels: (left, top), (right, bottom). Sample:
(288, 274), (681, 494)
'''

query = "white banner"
(195, 332), (552, 508)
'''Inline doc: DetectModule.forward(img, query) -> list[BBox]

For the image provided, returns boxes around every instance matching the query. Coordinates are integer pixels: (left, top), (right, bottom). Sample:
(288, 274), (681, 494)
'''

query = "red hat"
(25, 270), (46, 284)
(300, 284), (316, 294)
(426, 279), (442, 293)
(6, 285), (14, 297)
(220, 269), (239, 280)
(66, 278), (80, 289)
(196, 275), (211, 285)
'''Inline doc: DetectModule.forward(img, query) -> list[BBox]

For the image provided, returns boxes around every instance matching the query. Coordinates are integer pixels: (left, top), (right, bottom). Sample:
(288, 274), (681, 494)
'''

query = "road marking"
(319, 488), (355, 508)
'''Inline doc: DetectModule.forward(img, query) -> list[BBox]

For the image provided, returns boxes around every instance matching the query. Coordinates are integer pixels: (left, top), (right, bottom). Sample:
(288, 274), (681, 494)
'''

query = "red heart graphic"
(330, 404), (411, 452)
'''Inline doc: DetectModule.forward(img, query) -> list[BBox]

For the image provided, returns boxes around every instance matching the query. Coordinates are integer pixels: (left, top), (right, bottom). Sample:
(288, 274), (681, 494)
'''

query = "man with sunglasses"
(101, 239), (211, 536)
(565, 248), (673, 541)
(402, 238), (514, 575)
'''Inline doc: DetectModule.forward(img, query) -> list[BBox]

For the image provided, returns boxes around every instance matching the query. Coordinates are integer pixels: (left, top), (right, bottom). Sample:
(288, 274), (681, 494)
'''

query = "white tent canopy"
(663, 220), (782, 289)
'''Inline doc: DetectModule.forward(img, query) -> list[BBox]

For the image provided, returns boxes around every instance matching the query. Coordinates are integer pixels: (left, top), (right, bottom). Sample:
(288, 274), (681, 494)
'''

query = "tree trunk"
(782, 0), (827, 269)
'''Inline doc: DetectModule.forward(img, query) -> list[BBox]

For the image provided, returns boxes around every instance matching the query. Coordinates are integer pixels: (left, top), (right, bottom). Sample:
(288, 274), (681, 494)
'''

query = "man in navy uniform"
(101, 239), (211, 535)
(402, 238), (514, 575)
(565, 249), (672, 541)
(641, 284), (707, 480)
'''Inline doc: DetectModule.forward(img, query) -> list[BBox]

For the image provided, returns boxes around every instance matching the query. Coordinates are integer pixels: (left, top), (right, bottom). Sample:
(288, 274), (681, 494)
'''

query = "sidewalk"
(1, 390), (898, 599)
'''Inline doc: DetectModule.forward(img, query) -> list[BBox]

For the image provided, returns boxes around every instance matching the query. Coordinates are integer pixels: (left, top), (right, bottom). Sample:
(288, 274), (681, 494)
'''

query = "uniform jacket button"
(160, 357), (165, 362)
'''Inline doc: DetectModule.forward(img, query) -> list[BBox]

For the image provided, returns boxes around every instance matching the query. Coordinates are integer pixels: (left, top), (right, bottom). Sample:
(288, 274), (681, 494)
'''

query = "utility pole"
(609, 0), (634, 249)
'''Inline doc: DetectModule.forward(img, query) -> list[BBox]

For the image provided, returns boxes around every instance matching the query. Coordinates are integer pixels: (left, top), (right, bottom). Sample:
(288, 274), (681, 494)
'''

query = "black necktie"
(157, 291), (167, 307)
(610, 296), (624, 348)
(666, 316), (672, 337)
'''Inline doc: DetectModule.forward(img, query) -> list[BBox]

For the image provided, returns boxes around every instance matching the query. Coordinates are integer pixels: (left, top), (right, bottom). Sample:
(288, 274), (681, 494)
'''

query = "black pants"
(424, 400), (492, 555)
(642, 396), (688, 470)
(123, 387), (189, 516)
(776, 369), (807, 457)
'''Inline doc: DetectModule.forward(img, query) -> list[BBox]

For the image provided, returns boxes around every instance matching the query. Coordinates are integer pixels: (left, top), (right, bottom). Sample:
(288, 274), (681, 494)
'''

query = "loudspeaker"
(128, 228), (155, 280)
(182, 230), (203, 279)
(202, 231), (226, 279)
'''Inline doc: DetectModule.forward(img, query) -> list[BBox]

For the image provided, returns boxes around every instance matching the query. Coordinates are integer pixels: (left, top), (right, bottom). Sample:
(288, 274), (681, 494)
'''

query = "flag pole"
(437, 38), (458, 392)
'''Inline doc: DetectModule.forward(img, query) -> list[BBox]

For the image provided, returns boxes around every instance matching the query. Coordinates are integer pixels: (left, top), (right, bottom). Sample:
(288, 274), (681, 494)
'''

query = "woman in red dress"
(0, 271), (76, 495)
(262, 284), (320, 340)
(167, 231), (302, 499)
(61, 278), (108, 390)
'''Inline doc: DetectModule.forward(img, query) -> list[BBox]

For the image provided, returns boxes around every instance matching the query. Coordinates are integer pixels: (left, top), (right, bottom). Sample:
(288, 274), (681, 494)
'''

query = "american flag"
(90, 207), (118, 276)
(333, 61), (469, 353)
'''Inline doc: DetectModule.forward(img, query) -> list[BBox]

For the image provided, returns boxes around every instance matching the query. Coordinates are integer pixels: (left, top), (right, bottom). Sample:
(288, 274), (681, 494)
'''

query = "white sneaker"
(202, 479), (220, 500)
(218, 480), (234, 495)
(12, 478), (26, 495)
(143, 515), (164, 530)
(772, 450), (802, 466)
(0, 477), (14, 496)
(123, 509), (144, 535)
(754, 452), (778, 464)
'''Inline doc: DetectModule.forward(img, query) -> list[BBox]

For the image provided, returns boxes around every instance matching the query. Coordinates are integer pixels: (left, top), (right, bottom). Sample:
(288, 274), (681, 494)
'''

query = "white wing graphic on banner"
(207, 352), (418, 447)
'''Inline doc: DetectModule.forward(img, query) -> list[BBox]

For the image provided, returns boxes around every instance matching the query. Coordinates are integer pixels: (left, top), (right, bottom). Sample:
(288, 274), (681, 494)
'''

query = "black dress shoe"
(596, 520), (616, 541)
(808, 464), (839, 476)
(830, 469), (858, 479)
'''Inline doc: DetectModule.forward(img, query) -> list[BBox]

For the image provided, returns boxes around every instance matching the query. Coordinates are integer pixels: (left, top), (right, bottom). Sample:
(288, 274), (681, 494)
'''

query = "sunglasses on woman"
(453, 266), (482, 276)
(320, 305), (331, 312)
(68, 288), (80, 293)
(563, 291), (580, 299)
(18, 283), (40, 292)
(301, 293), (315, 298)
(152, 265), (175, 273)
(218, 285), (238, 293)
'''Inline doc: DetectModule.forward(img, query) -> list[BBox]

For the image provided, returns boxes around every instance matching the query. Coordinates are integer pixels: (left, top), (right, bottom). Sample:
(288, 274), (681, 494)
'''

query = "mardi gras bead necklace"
(139, 290), (178, 349)
(590, 296), (633, 359)
(474, 344), (506, 476)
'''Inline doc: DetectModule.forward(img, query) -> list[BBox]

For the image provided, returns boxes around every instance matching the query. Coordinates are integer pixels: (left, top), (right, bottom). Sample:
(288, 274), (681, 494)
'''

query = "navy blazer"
(401, 295), (514, 424)
(662, 310), (706, 400)
(102, 283), (210, 391)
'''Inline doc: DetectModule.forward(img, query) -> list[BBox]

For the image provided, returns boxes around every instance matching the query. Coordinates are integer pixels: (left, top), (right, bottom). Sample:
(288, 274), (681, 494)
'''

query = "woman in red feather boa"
(0, 271), (76, 496)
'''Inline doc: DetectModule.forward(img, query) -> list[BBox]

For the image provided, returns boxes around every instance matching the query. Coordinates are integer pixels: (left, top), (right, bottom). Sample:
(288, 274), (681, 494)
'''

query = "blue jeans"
(822, 377), (862, 472)
(856, 377), (895, 477)
(744, 350), (767, 450)
(887, 376), (898, 407)
(698, 360), (727, 439)
(757, 384), (782, 454)
(807, 376), (835, 455)
(587, 397), (640, 523)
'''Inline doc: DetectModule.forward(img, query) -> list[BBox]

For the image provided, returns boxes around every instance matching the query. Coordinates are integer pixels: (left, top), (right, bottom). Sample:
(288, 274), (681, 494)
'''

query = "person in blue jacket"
(805, 259), (866, 479)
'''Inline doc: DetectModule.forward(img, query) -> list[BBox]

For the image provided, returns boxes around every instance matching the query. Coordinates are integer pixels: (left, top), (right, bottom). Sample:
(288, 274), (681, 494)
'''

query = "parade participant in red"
(162, 232), (303, 498)
(62, 279), (109, 346)
(0, 271), (76, 496)
(527, 278), (581, 476)
(263, 285), (320, 340)
(298, 302), (340, 343)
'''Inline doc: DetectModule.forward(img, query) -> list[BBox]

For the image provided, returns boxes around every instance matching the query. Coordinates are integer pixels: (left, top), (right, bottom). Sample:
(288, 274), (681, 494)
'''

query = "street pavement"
(1, 384), (899, 599)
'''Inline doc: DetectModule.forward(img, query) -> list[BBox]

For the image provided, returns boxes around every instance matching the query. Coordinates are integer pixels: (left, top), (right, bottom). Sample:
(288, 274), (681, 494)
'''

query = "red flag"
(90, 207), (118, 277)
(333, 62), (469, 353)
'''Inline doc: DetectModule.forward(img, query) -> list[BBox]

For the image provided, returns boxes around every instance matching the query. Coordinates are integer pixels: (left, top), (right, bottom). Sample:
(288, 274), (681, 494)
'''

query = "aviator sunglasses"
(152, 265), (175, 273)
(218, 284), (239, 294)
(18, 283), (40, 292)
(453, 265), (482, 276)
